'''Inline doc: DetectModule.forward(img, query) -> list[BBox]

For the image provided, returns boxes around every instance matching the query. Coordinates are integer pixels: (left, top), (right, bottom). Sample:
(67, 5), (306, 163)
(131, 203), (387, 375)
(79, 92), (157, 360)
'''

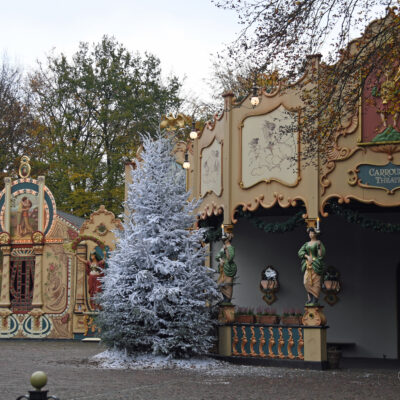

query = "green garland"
(200, 202), (400, 243)
(328, 202), (400, 233)
(236, 208), (305, 233)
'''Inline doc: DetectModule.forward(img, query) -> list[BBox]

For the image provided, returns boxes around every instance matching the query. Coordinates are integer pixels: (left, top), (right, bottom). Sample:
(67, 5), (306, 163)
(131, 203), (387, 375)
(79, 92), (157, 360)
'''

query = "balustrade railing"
(231, 323), (304, 360)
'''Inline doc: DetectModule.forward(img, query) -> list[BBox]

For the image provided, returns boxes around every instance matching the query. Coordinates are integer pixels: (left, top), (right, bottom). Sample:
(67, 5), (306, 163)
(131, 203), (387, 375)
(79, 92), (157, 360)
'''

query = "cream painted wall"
(211, 212), (400, 359)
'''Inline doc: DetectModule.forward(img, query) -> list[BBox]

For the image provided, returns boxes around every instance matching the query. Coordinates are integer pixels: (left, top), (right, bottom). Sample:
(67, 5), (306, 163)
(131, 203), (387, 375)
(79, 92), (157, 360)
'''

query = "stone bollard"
(16, 371), (59, 400)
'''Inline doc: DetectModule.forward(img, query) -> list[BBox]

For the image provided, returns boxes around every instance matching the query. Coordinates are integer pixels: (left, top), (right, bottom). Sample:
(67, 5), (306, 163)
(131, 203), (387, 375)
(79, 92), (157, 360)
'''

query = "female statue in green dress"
(216, 233), (237, 303)
(298, 227), (325, 306)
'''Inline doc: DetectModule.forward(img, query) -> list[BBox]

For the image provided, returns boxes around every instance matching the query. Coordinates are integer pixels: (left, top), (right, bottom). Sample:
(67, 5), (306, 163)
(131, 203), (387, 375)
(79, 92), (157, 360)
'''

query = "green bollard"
(16, 371), (59, 400)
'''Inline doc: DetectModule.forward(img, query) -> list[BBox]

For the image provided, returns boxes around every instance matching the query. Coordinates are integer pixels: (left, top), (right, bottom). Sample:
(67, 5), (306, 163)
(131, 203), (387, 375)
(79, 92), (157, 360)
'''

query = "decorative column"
(0, 243), (12, 324)
(304, 54), (322, 222)
(3, 177), (11, 233)
(0, 243), (11, 307)
(74, 243), (87, 313)
(38, 176), (45, 232)
(222, 92), (234, 227)
(0, 178), (12, 324)
(29, 232), (45, 329)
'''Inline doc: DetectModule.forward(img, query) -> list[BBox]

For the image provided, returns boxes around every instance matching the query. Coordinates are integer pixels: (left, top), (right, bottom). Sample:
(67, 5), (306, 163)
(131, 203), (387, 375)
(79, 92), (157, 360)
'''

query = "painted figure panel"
(201, 139), (222, 197)
(10, 193), (38, 239)
(242, 105), (298, 188)
(361, 65), (400, 144)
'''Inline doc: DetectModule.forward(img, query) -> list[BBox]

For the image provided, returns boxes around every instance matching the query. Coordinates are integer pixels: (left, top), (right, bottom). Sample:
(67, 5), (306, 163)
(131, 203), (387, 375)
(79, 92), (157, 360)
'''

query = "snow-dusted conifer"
(97, 133), (220, 358)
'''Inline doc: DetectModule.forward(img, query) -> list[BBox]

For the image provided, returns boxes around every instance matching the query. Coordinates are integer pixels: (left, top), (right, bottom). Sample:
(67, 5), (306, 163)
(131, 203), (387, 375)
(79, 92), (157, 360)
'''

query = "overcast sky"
(0, 0), (241, 103)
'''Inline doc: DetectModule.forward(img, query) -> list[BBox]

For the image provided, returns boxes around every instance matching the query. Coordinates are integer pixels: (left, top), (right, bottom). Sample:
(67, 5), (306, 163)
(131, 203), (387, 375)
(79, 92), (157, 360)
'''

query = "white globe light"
(250, 96), (260, 107)
(189, 130), (198, 140)
(183, 161), (190, 169)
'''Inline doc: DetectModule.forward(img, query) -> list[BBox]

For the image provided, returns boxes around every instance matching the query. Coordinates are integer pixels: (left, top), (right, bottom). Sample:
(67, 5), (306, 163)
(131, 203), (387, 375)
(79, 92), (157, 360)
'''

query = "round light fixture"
(189, 121), (198, 140)
(183, 153), (190, 169)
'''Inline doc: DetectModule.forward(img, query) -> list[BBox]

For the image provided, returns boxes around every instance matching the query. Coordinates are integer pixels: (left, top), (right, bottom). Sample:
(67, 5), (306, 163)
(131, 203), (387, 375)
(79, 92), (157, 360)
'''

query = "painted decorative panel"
(0, 179), (56, 239)
(361, 65), (400, 145)
(241, 105), (299, 188)
(201, 139), (222, 197)
(43, 245), (70, 314)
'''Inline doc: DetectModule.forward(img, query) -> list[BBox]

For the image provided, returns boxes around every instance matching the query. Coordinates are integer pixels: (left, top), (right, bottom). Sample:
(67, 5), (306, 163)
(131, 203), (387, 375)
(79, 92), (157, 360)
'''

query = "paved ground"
(1, 341), (400, 400)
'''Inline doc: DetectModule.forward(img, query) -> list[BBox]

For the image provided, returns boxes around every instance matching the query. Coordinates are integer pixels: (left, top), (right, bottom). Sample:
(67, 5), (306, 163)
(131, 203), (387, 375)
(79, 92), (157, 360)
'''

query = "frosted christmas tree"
(97, 134), (220, 358)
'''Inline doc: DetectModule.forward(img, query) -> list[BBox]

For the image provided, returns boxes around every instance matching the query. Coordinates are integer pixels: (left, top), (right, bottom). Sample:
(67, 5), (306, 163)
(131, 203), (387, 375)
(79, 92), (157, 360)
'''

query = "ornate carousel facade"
(0, 158), (121, 339)
(185, 26), (400, 365)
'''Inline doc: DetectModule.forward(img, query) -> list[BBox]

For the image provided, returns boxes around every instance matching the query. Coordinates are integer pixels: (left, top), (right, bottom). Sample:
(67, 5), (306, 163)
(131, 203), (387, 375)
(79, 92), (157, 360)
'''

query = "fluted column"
(31, 245), (44, 309)
(38, 176), (45, 232)
(0, 245), (11, 308)
(3, 177), (11, 233)
(74, 243), (87, 313)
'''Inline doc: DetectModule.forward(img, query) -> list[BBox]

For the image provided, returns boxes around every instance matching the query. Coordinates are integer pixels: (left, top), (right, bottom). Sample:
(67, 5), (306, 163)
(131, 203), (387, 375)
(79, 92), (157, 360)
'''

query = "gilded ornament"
(18, 155), (31, 179)
(0, 232), (10, 245)
(32, 231), (44, 244)
(301, 305), (327, 327)
(160, 113), (185, 131)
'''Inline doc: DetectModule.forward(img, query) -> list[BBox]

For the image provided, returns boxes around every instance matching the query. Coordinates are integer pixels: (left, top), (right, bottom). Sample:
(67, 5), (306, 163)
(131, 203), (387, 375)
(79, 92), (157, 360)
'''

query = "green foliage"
(237, 208), (305, 234)
(0, 61), (39, 180)
(328, 202), (400, 233)
(29, 36), (183, 217)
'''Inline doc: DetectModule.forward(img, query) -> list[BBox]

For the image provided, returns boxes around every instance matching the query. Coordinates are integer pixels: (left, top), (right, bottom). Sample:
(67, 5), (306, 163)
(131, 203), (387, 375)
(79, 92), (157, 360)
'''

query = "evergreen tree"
(97, 134), (220, 358)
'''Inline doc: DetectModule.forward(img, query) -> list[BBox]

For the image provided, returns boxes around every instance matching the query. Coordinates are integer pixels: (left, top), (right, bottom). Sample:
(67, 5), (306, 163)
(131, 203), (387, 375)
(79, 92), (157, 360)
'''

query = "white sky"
(0, 0), (241, 103)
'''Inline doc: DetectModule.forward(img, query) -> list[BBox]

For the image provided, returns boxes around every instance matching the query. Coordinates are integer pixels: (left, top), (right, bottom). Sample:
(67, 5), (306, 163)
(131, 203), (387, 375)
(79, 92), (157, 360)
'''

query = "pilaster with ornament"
(29, 231), (45, 330)
(222, 92), (234, 227)
(74, 243), (87, 315)
(3, 177), (11, 232)
(38, 176), (45, 232)
(0, 236), (11, 310)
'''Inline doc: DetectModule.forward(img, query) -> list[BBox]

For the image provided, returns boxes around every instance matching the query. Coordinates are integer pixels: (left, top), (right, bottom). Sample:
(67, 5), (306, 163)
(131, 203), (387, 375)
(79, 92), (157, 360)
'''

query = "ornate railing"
(231, 324), (304, 360)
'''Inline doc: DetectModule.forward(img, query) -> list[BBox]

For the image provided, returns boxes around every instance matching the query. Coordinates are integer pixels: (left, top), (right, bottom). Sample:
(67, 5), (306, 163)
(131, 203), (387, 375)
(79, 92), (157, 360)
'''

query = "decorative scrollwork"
(347, 168), (359, 186)
(369, 145), (400, 161)
(199, 202), (224, 220)
(320, 112), (364, 195)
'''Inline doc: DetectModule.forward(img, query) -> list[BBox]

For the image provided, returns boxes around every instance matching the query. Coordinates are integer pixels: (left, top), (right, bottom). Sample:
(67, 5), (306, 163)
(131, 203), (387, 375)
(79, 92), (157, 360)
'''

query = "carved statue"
(298, 227), (325, 306)
(216, 233), (237, 303)
(77, 251), (105, 309)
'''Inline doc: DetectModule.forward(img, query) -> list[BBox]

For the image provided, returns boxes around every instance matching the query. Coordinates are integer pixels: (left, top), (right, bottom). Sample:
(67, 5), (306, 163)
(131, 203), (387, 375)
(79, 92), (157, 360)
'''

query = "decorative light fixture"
(322, 266), (341, 306)
(250, 83), (260, 107)
(183, 153), (190, 169)
(260, 265), (279, 305)
(189, 121), (198, 140)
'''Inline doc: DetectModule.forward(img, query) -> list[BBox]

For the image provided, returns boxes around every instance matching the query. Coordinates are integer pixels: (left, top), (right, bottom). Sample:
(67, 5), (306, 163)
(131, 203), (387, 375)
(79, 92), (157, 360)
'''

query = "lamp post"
(17, 371), (59, 400)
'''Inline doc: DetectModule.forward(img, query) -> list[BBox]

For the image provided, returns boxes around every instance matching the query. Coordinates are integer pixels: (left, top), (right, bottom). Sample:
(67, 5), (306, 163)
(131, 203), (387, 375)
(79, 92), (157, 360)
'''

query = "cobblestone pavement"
(1, 341), (399, 400)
